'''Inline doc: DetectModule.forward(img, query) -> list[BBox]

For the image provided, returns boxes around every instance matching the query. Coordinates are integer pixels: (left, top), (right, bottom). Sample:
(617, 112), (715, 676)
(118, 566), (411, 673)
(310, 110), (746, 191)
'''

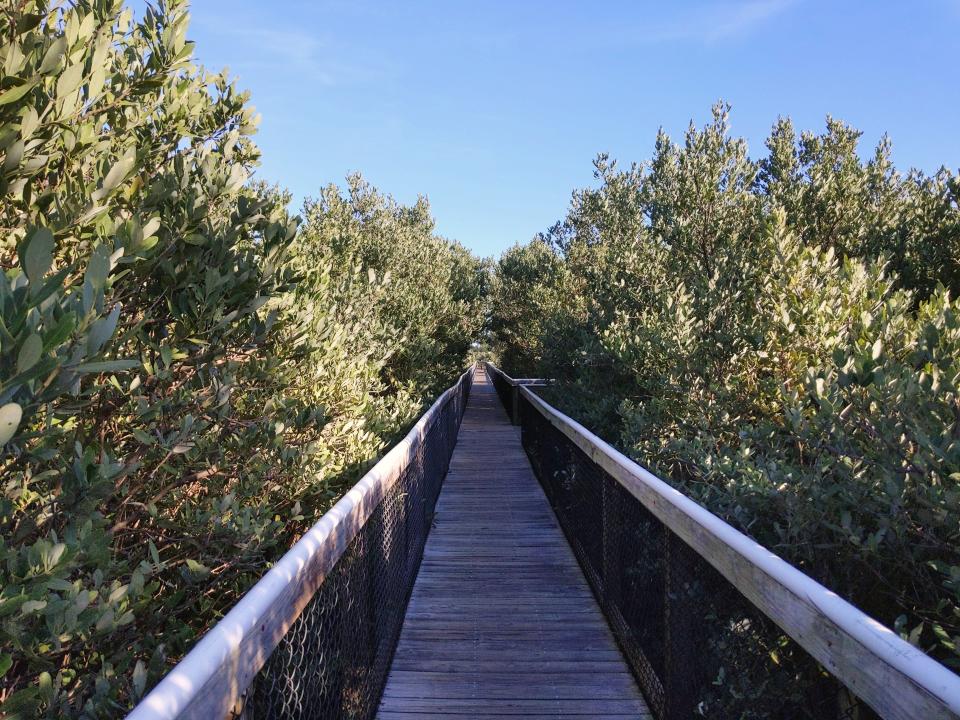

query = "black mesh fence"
(238, 371), (473, 720)
(486, 363), (516, 423)
(516, 390), (875, 720)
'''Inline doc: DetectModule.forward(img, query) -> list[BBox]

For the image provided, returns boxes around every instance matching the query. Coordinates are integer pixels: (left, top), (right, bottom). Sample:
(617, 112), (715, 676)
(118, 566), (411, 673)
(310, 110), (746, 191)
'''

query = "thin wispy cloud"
(643, 0), (799, 45)
(190, 14), (390, 87)
(455, 1), (800, 55)
(191, 20), (331, 80)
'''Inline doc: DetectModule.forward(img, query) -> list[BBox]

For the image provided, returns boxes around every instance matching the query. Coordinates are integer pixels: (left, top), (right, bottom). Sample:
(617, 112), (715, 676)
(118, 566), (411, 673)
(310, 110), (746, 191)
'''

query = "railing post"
(511, 384), (520, 426)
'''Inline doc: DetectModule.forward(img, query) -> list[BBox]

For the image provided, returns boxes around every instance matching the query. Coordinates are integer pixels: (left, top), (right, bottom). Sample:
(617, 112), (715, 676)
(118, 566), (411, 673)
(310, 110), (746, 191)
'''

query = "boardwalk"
(377, 370), (651, 719)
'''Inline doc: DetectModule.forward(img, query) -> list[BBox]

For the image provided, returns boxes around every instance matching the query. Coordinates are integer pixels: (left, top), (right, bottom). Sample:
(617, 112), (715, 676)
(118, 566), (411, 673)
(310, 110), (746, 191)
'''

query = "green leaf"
(0, 80), (38, 107)
(45, 543), (66, 568)
(142, 217), (161, 240)
(92, 152), (136, 201)
(38, 671), (53, 702)
(180, 558), (211, 582)
(55, 61), (84, 98)
(77, 12), (96, 43)
(85, 244), (111, 289)
(15, 12), (43, 33)
(29, 267), (70, 305)
(0, 403), (22, 445)
(131, 428), (154, 445)
(74, 359), (140, 374)
(17, 333), (42, 373)
(38, 37), (66, 74)
(908, 622), (924, 646)
(20, 600), (46, 615)
(22, 227), (55, 282)
(95, 609), (114, 632)
(43, 312), (77, 350)
(45, 578), (74, 592)
(20, 106), (39, 139)
(132, 660), (147, 698)
(87, 305), (121, 356)
(3, 139), (24, 172)
(0, 654), (12, 679)
(77, 203), (109, 225)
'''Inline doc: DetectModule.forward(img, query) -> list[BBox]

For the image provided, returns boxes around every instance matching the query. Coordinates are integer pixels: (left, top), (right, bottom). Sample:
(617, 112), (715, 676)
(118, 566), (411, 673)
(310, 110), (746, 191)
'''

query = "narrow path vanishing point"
(377, 368), (651, 719)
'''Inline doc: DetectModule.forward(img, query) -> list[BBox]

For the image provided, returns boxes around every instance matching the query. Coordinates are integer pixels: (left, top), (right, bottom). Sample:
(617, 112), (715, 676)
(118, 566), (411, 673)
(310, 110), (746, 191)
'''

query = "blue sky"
(181, 1), (959, 257)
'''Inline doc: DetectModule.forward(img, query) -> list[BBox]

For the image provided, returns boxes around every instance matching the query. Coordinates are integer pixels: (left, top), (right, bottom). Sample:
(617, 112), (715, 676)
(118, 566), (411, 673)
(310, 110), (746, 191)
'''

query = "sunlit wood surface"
(377, 370), (651, 719)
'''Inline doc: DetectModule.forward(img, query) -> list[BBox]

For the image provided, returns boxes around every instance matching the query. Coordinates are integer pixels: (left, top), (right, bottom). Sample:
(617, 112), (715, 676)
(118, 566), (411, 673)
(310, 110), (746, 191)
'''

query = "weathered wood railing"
(128, 361), (960, 720)
(488, 362), (960, 720)
(483, 361), (550, 424)
(127, 367), (474, 720)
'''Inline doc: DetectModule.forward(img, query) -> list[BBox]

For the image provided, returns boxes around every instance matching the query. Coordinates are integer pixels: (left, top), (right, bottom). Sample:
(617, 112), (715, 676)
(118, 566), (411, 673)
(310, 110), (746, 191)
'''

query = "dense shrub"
(486, 239), (565, 375)
(490, 103), (960, 678)
(0, 2), (483, 717)
(298, 175), (487, 394)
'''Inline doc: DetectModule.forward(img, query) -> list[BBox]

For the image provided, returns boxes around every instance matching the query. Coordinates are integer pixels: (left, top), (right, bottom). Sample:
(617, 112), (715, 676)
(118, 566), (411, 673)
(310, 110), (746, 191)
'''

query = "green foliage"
(0, 3), (482, 717)
(487, 239), (566, 375)
(490, 102), (960, 686)
(299, 175), (486, 394)
(760, 116), (960, 299)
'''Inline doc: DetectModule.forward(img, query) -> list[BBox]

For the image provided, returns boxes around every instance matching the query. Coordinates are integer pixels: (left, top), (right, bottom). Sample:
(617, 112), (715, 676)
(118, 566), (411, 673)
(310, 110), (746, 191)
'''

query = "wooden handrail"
(509, 375), (960, 720)
(127, 367), (475, 720)
(483, 362), (551, 424)
(483, 361), (550, 386)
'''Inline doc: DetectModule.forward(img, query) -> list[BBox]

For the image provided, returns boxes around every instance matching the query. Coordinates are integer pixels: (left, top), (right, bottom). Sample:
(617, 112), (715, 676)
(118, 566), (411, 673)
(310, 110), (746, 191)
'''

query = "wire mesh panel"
(486, 363), (516, 423)
(517, 391), (874, 720)
(240, 373), (473, 720)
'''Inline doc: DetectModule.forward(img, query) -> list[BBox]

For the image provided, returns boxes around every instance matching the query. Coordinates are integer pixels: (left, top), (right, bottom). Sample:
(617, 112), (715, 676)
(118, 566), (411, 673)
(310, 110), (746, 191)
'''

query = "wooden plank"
(379, 697), (642, 712)
(519, 383), (960, 720)
(377, 370), (650, 718)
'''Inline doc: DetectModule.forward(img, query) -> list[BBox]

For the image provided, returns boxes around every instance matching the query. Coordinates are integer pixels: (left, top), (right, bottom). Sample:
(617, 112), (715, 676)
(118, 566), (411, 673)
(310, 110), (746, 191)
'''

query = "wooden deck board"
(377, 370), (651, 719)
